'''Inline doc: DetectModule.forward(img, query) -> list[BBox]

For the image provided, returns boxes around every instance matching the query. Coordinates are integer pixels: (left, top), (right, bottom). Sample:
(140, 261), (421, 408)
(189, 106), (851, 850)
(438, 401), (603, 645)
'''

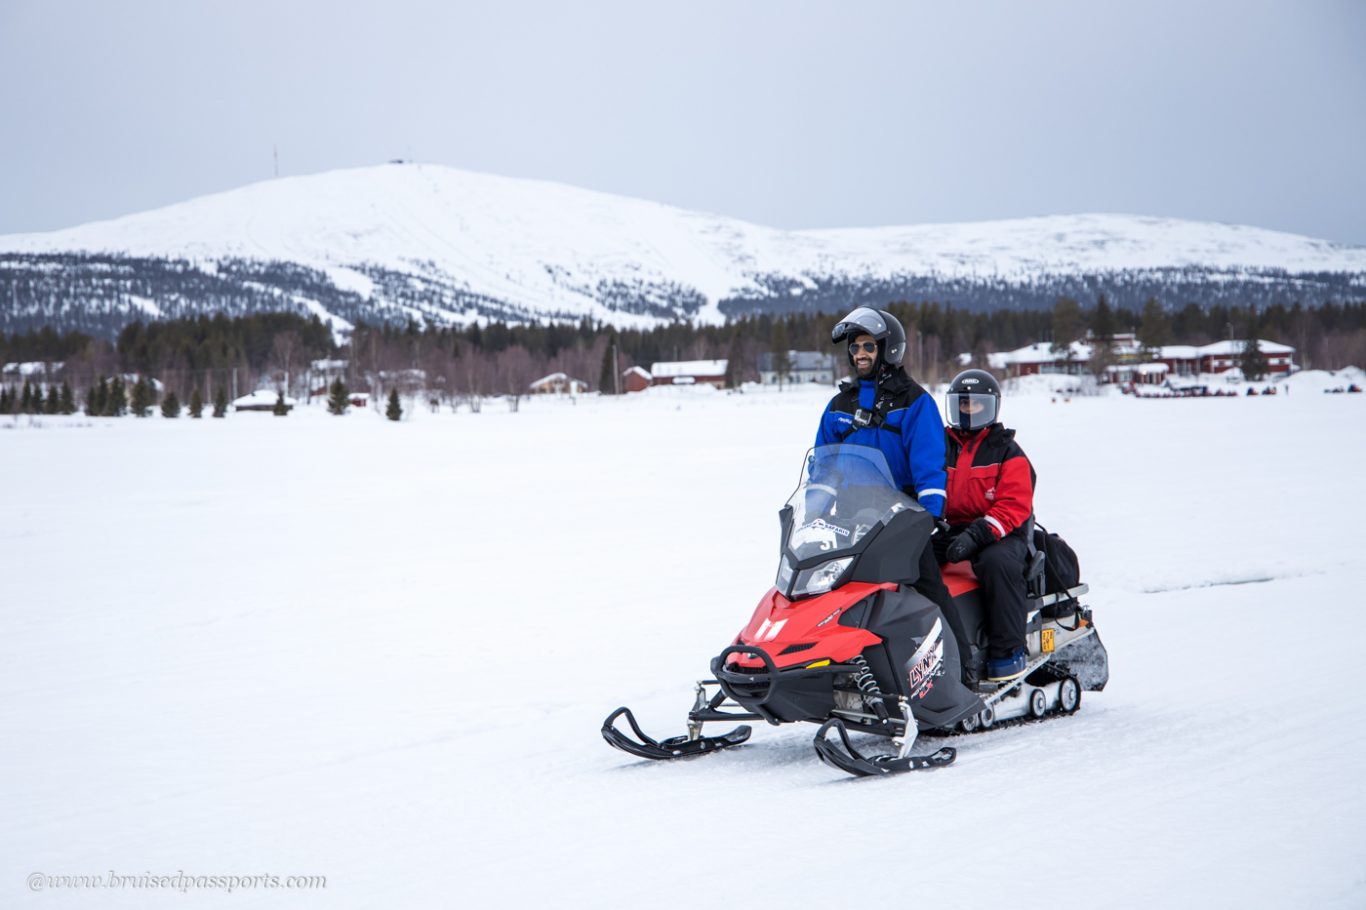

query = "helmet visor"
(946, 392), (998, 431)
(831, 307), (888, 344)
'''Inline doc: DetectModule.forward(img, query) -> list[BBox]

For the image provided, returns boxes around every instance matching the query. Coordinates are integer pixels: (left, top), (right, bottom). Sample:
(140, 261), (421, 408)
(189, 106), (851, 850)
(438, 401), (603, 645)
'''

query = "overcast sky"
(2, 0), (1364, 243)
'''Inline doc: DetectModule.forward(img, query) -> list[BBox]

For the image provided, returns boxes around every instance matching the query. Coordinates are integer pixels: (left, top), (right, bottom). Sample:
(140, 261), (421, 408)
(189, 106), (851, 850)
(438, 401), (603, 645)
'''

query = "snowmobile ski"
(813, 718), (956, 778)
(601, 707), (752, 761)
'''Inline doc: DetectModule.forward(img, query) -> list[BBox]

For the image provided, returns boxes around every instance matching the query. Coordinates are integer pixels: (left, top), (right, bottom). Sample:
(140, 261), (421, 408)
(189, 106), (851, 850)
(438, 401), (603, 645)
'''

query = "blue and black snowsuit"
(815, 367), (956, 618)
(815, 369), (947, 516)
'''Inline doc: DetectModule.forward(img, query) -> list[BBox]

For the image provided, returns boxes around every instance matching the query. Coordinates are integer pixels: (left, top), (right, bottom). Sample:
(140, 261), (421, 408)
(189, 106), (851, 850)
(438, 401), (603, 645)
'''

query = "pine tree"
(1086, 295), (1117, 382)
(1240, 310), (1269, 380)
(87, 378), (107, 416)
(188, 387), (203, 418)
(161, 391), (182, 418)
(130, 377), (153, 417)
(598, 335), (618, 394)
(59, 382), (75, 414)
(327, 377), (350, 415)
(212, 385), (228, 418)
(1090, 294), (1115, 345)
(45, 385), (59, 415)
(771, 321), (792, 389)
(1051, 297), (1083, 355)
(724, 331), (744, 389)
(1138, 297), (1171, 355)
(386, 387), (402, 421)
(107, 376), (127, 416)
(1240, 338), (1269, 381)
(272, 391), (289, 416)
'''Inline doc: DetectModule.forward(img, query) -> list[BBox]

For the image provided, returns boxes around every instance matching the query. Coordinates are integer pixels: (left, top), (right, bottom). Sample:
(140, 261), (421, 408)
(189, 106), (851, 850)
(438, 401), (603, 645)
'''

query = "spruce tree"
(598, 335), (617, 394)
(87, 378), (107, 417)
(0, 387), (10, 414)
(327, 377), (350, 415)
(1240, 338), (1269, 381)
(44, 385), (58, 415)
(1138, 297), (1171, 356)
(272, 391), (289, 416)
(161, 391), (181, 418)
(770, 321), (792, 389)
(1051, 297), (1083, 355)
(107, 377), (127, 416)
(1091, 294), (1116, 345)
(724, 331), (744, 389)
(130, 377), (152, 417)
(386, 387), (402, 421)
(21, 381), (32, 414)
(188, 387), (203, 418)
(59, 382), (75, 414)
(212, 385), (228, 418)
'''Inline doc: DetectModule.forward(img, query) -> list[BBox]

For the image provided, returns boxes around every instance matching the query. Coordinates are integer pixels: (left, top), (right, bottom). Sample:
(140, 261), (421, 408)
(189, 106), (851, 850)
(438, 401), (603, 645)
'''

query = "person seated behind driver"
(937, 369), (1036, 682)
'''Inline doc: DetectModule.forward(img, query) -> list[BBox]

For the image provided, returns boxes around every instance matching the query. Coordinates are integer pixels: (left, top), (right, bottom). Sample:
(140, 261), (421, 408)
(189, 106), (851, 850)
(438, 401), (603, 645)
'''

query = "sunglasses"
(848, 341), (878, 354)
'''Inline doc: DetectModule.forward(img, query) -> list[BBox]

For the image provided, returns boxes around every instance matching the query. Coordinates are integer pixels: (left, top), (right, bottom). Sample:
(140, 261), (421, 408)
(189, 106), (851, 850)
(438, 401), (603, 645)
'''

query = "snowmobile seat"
(940, 560), (980, 598)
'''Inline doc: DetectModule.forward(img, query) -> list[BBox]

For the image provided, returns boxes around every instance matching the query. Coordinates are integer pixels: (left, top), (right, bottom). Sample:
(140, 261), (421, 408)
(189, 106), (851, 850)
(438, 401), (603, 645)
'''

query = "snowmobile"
(602, 443), (1108, 778)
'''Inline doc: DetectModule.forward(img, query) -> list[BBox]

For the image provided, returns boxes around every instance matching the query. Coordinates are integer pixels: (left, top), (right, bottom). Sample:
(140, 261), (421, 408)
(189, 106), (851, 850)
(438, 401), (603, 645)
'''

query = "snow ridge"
(2, 163), (1363, 332)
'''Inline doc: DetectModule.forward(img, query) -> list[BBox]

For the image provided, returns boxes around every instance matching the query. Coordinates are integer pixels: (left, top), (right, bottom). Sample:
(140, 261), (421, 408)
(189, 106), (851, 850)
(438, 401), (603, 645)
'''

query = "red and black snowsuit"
(944, 424), (1036, 658)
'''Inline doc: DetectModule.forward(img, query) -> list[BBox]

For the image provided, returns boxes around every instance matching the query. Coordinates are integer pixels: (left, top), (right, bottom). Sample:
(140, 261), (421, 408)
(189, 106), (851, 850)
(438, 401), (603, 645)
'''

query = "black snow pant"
(970, 532), (1030, 658)
(912, 539), (969, 650)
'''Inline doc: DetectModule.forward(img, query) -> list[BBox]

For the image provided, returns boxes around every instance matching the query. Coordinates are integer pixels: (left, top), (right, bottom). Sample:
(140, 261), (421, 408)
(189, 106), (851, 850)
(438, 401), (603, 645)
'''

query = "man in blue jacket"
(816, 307), (956, 618)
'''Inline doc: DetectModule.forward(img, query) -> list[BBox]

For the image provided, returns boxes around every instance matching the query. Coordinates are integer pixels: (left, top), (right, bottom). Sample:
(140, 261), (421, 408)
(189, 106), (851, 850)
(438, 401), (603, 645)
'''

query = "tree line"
(2, 298), (1363, 414)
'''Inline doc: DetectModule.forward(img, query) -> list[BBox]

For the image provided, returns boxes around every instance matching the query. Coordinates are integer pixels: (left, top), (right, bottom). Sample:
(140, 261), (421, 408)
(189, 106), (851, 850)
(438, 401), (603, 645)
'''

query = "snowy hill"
(2, 163), (1365, 337)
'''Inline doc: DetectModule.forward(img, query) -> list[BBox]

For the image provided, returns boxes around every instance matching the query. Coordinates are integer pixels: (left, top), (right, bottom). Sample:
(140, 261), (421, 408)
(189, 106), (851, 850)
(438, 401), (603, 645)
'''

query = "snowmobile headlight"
(792, 556), (854, 598)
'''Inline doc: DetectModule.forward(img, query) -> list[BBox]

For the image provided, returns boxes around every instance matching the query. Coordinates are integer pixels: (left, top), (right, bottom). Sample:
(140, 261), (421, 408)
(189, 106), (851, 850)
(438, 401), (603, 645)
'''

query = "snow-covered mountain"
(2, 163), (1364, 337)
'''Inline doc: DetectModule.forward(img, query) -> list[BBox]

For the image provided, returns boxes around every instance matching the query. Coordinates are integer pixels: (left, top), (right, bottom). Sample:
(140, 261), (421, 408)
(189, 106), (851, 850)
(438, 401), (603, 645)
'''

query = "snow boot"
(986, 648), (1027, 681)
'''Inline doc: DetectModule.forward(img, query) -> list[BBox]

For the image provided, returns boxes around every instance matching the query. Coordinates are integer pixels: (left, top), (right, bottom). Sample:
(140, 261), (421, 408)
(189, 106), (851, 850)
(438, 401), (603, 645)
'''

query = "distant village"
(3, 297), (1363, 417)
(0, 329), (1337, 416)
(522, 332), (1304, 399)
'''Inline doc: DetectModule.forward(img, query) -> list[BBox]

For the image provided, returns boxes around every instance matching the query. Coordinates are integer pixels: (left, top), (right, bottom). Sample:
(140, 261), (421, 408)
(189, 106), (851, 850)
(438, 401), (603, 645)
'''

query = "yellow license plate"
(1041, 629), (1055, 653)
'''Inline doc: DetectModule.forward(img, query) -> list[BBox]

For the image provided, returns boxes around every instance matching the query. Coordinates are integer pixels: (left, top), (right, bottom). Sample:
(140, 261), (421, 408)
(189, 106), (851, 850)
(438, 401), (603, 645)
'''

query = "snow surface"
(2, 163), (1364, 328)
(2, 384), (1364, 908)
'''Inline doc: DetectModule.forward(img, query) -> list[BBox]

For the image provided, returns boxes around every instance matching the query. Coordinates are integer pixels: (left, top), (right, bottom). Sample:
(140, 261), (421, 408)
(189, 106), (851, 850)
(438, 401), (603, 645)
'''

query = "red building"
(621, 366), (652, 393)
(988, 335), (1295, 383)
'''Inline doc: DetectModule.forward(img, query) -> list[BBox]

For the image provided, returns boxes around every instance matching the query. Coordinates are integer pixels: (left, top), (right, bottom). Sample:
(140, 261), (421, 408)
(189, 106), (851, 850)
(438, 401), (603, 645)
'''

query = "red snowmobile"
(602, 444), (1108, 777)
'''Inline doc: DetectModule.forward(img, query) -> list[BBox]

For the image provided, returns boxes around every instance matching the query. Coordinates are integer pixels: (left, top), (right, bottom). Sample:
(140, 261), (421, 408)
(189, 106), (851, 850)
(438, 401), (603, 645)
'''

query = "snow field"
(1, 384), (1363, 908)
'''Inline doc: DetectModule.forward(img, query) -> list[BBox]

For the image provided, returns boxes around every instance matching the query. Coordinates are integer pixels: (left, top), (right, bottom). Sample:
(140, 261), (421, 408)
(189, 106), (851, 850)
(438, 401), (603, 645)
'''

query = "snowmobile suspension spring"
(850, 655), (891, 722)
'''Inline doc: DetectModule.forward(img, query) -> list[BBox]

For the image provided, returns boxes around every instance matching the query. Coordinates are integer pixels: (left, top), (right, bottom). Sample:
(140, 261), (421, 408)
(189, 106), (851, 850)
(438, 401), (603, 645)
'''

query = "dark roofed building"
(758, 351), (838, 386)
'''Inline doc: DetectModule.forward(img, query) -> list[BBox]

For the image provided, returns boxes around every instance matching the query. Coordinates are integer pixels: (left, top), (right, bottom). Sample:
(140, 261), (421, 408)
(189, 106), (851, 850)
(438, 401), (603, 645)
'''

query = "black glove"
(945, 518), (997, 563)
(931, 519), (951, 564)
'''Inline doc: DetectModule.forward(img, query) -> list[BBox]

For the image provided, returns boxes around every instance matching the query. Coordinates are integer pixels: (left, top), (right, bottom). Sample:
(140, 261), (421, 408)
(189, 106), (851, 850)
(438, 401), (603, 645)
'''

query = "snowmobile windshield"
(784, 444), (913, 562)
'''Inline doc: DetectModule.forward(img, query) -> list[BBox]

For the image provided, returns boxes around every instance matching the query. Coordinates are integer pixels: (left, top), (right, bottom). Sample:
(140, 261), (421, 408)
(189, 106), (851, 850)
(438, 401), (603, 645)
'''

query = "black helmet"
(946, 368), (1001, 432)
(830, 307), (907, 367)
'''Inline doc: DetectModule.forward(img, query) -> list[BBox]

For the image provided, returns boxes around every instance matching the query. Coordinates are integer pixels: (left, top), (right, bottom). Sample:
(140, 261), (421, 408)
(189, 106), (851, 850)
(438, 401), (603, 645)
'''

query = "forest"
(2, 297), (1363, 414)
